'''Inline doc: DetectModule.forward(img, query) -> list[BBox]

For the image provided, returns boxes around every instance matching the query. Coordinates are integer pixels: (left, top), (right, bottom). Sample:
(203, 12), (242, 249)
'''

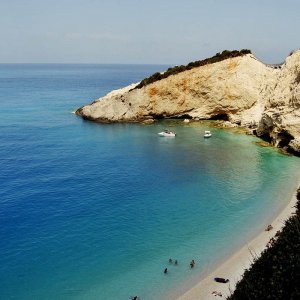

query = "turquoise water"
(0, 64), (299, 300)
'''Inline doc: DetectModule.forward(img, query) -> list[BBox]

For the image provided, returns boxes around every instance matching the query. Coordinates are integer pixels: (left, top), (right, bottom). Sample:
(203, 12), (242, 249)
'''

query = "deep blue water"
(0, 64), (299, 300)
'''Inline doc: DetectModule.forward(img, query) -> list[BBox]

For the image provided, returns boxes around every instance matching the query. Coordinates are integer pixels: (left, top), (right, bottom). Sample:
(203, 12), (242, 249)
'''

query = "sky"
(0, 0), (299, 64)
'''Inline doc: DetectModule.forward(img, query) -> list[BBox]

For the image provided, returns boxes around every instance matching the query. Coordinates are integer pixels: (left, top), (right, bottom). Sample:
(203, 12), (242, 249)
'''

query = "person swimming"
(190, 260), (195, 268)
(164, 268), (168, 274)
(174, 260), (178, 265)
(168, 258), (172, 264)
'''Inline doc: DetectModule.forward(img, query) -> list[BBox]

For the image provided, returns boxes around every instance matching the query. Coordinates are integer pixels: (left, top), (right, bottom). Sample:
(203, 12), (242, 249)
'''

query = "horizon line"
(0, 62), (173, 66)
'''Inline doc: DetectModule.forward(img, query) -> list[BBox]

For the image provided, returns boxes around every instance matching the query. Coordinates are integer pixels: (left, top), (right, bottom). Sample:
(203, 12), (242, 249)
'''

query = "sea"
(0, 64), (299, 300)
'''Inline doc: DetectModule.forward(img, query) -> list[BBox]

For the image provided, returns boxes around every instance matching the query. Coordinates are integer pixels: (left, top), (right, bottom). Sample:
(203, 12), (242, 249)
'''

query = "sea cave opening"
(209, 113), (230, 121)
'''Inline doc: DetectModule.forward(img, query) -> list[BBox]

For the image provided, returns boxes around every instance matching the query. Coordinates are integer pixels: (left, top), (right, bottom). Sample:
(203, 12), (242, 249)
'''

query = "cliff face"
(76, 50), (300, 154)
(256, 51), (300, 153)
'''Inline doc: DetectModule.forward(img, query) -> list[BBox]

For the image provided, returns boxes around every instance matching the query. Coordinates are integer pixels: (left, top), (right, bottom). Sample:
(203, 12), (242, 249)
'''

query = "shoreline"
(175, 181), (299, 300)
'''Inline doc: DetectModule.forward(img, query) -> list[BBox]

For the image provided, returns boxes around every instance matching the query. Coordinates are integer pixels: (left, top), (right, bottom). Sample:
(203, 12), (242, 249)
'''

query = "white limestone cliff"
(76, 50), (300, 155)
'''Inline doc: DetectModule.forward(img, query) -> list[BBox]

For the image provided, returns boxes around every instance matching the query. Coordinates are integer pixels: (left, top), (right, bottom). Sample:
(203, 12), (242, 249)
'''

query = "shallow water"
(0, 64), (299, 300)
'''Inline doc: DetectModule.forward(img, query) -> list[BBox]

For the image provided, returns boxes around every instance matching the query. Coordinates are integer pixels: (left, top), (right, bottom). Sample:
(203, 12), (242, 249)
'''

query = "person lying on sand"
(212, 291), (222, 297)
(265, 224), (273, 231)
(214, 277), (229, 283)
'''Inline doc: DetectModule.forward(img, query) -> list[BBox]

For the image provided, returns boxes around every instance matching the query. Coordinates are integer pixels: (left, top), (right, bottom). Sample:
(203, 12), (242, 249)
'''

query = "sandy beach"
(176, 183), (299, 300)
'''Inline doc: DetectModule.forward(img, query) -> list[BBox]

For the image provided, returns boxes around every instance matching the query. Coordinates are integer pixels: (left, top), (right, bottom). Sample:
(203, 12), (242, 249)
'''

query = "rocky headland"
(76, 49), (300, 155)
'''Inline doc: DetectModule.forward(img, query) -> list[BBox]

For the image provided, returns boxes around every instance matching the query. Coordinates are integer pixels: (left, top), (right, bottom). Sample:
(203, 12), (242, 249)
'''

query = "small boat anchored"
(204, 130), (212, 138)
(158, 130), (176, 137)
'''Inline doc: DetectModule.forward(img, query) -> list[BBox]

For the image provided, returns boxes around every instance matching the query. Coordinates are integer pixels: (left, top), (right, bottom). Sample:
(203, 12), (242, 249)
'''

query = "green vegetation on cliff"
(133, 49), (251, 90)
(228, 188), (300, 300)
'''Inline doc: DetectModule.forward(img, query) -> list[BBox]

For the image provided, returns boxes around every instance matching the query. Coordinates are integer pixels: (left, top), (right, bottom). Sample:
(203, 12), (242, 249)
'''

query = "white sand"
(176, 186), (299, 300)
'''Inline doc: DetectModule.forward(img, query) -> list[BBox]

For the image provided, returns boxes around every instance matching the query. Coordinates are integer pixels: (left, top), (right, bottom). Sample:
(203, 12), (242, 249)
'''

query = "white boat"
(158, 130), (176, 137)
(204, 130), (212, 138)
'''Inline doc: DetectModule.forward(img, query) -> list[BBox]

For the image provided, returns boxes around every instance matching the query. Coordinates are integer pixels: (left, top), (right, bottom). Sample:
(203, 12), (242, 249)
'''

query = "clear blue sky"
(0, 0), (299, 64)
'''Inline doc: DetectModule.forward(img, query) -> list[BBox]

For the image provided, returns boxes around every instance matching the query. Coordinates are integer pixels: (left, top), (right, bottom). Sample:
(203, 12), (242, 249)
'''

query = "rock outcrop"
(76, 49), (300, 155)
